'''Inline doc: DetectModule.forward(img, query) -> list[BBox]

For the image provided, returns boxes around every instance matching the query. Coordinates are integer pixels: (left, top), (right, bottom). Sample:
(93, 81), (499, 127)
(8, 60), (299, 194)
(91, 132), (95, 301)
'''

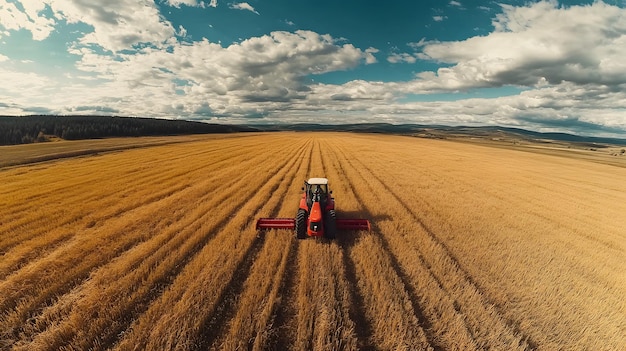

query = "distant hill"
(0, 115), (257, 145)
(250, 123), (626, 146)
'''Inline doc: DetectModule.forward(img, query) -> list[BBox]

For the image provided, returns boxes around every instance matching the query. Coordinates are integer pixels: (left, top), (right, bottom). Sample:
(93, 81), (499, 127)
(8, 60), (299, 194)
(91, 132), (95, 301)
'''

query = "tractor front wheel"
(295, 209), (307, 239)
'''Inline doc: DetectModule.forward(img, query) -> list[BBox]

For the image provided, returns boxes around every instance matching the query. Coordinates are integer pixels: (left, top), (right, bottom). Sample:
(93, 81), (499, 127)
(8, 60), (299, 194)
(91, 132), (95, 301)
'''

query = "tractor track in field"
(0, 141), (230, 209)
(0, 180), (195, 279)
(332, 140), (493, 347)
(269, 238), (300, 351)
(1, 138), (262, 210)
(3, 138), (308, 350)
(182, 138), (311, 351)
(196, 233), (267, 350)
(337, 235), (378, 351)
(1, 141), (284, 313)
(270, 142), (314, 350)
(317, 141), (376, 351)
(315, 141), (363, 350)
(202, 139), (311, 351)
(353, 229), (444, 351)
(109, 138), (310, 351)
(0, 142), (267, 276)
(360, 161), (537, 350)
(420, 157), (623, 254)
(272, 140), (360, 350)
(335, 148), (481, 349)
(0, 134), (259, 170)
(4, 133), (624, 350)
(325, 142), (438, 351)
(332, 139), (536, 350)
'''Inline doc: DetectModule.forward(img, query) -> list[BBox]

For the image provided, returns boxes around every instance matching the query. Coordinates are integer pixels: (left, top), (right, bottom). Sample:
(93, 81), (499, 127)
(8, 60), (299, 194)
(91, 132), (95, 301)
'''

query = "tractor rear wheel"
(295, 209), (307, 239)
(324, 210), (337, 239)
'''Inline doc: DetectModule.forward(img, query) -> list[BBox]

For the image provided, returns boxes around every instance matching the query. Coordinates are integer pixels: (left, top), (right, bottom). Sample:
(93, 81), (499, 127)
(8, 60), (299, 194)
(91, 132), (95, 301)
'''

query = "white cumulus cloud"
(417, 1), (626, 89)
(0, 0), (175, 52)
(0, 0), (56, 40)
(388, 52), (417, 64)
(229, 2), (259, 15)
(165, 0), (206, 8)
(4, 29), (377, 119)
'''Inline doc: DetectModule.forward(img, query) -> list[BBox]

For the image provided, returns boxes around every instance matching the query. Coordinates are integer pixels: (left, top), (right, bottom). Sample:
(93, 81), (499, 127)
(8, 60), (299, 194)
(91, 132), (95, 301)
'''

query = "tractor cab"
(304, 178), (330, 210)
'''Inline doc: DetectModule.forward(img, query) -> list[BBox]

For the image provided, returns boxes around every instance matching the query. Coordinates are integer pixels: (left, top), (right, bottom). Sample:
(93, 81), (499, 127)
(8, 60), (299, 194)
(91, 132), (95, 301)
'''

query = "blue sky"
(1, 0), (626, 136)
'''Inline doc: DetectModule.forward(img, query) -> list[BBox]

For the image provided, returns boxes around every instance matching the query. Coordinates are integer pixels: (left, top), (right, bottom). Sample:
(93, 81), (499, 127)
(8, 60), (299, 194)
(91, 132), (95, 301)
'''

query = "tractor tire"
(324, 210), (337, 239)
(295, 209), (307, 239)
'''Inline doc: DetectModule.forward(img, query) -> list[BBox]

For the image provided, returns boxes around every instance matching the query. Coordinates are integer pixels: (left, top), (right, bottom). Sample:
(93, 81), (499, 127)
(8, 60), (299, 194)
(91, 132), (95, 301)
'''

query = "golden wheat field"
(1, 132), (625, 351)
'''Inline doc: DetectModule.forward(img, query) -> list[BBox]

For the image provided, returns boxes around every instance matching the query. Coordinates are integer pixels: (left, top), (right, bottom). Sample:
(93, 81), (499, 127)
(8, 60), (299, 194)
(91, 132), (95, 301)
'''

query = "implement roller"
(256, 178), (370, 239)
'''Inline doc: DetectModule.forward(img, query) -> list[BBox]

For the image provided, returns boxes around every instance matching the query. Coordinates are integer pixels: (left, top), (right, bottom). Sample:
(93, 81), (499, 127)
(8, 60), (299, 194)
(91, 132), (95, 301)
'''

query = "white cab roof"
(307, 177), (328, 185)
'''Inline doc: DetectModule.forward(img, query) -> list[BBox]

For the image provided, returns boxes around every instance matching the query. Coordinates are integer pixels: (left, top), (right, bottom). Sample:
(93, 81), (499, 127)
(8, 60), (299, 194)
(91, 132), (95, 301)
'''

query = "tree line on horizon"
(0, 115), (252, 145)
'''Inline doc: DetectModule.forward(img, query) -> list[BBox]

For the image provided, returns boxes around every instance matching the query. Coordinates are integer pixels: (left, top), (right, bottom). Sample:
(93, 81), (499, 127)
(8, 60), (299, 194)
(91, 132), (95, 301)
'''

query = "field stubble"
(1, 133), (624, 350)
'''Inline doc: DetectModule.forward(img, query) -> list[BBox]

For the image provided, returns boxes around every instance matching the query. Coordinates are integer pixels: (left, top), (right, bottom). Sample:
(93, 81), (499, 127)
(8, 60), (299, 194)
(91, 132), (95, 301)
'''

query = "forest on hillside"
(0, 116), (253, 145)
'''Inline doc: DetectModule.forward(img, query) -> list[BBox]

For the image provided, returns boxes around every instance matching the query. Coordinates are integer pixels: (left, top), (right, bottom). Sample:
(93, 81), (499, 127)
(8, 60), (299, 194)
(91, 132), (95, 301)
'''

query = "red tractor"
(256, 178), (370, 239)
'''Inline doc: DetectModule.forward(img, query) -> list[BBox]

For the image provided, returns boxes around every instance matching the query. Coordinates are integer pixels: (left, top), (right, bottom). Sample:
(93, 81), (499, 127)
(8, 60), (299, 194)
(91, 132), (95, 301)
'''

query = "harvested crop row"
(378, 144), (626, 349)
(0, 138), (263, 251)
(285, 141), (358, 351)
(16, 142), (307, 350)
(2, 133), (624, 351)
(212, 139), (314, 350)
(326, 137), (531, 350)
(329, 134), (626, 350)
(214, 231), (293, 351)
(321, 141), (434, 351)
(263, 145), (315, 350)
(0, 137), (266, 278)
(3, 135), (307, 349)
(111, 138), (312, 351)
(0, 135), (274, 251)
(3, 138), (278, 294)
